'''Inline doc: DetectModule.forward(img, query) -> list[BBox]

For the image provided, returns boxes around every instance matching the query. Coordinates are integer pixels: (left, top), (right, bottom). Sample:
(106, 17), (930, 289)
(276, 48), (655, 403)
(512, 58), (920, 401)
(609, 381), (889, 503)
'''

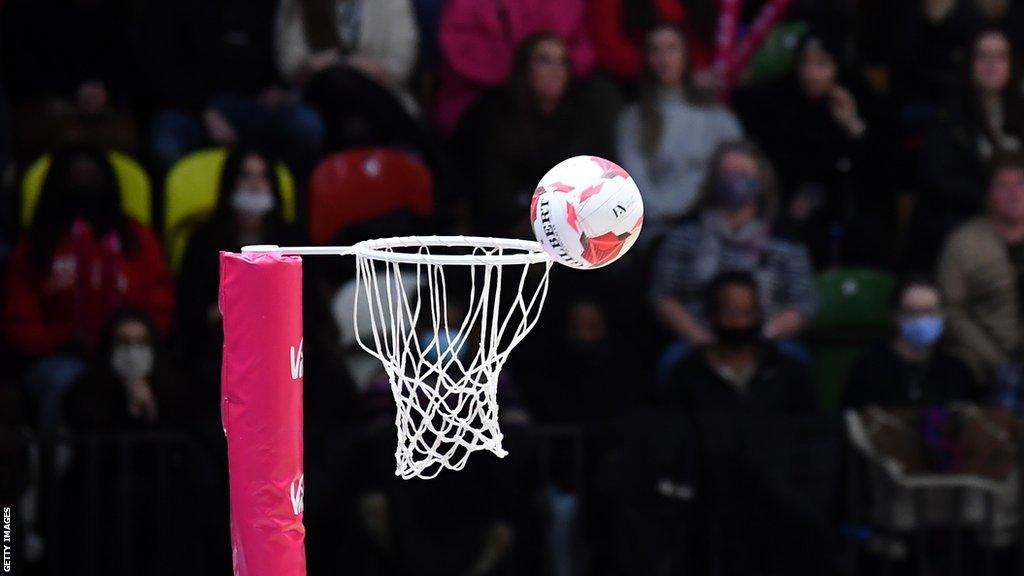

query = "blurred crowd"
(2, 0), (1024, 575)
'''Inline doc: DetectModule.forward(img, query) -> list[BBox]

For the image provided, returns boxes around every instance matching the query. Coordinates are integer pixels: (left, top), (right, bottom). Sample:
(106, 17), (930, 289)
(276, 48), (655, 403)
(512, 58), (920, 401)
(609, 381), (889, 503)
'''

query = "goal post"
(220, 251), (307, 576)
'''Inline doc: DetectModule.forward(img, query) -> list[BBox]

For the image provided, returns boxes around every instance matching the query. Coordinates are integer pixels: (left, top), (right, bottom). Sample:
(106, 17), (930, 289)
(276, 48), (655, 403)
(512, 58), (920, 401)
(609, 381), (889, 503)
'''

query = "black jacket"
(842, 343), (977, 410)
(664, 345), (840, 576)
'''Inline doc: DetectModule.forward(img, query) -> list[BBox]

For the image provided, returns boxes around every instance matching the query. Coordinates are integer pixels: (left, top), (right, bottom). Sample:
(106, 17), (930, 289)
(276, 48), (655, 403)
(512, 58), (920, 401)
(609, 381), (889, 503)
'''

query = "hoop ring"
(242, 236), (553, 266)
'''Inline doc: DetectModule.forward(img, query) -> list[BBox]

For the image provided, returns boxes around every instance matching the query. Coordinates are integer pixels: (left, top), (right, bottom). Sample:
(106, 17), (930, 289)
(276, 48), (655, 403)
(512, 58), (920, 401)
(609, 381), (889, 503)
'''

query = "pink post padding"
(220, 252), (306, 576)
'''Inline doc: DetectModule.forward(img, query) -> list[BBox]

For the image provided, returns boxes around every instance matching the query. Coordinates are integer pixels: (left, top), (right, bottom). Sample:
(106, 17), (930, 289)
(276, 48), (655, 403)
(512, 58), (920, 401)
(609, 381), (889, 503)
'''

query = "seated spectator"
(843, 277), (976, 409)
(938, 152), (1024, 384)
(434, 0), (596, 135)
(649, 141), (817, 349)
(63, 309), (183, 430)
(3, 144), (173, 432)
(616, 24), (742, 237)
(176, 148), (301, 417)
(144, 0), (324, 178)
(589, 0), (714, 84)
(453, 33), (617, 237)
(55, 310), (184, 573)
(1, 0), (138, 162)
(663, 271), (819, 410)
(911, 28), (1024, 270)
(275, 0), (426, 152)
(882, 0), (1022, 106)
(736, 33), (890, 266)
(663, 271), (835, 575)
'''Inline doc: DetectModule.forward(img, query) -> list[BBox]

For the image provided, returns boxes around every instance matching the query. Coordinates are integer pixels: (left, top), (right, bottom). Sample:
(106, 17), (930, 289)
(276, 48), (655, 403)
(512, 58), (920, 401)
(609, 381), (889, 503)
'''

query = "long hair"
(205, 148), (288, 249)
(69, 308), (176, 429)
(638, 24), (692, 156)
(502, 32), (574, 153)
(29, 144), (134, 274)
(696, 140), (779, 220)
(962, 28), (1024, 154)
(510, 33), (572, 119)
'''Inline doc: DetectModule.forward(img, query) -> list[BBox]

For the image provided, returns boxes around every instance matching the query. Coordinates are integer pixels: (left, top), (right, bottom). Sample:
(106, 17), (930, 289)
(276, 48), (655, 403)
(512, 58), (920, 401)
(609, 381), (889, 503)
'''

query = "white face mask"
(230, 187), (275, 217)
(111, 344), (154, 380)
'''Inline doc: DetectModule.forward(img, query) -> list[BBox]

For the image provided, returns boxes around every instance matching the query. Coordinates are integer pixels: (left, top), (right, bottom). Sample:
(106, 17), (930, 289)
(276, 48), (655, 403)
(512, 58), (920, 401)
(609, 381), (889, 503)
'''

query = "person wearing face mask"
(616, 25), (742, 237)
(663, 271), (837, 575)
(176, 148), (302, 419)
(938, 152), (1024, 384)
(3, 145), (174, 434)
(843, 279), (976, 410)
(63, 309), (182, 429)
(649, 140), (817, 354)
(56, 310), (183, 574)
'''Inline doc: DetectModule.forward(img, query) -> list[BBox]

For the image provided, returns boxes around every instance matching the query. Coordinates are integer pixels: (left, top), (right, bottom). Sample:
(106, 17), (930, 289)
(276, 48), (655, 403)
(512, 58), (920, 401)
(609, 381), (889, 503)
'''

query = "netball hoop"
(242, 236), (553, 479)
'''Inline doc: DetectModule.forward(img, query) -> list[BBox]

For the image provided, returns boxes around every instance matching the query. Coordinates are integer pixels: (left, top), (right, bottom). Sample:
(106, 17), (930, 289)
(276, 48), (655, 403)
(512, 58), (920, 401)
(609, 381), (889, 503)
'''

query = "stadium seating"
(21, 151), (152, 226)
(164, 148), (296, 271)
(808, 268), (895, 412)
(308, 148), (434, 245)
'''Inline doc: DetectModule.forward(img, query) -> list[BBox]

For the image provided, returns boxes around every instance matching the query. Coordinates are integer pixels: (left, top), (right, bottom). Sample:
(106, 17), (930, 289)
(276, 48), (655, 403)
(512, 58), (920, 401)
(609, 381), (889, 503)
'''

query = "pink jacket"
(435, 0), (596, 135)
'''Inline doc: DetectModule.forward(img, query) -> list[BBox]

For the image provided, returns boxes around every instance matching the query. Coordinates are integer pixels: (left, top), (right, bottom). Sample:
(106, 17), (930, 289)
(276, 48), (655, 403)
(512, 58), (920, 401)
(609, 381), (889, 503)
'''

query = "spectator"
(276, 0), (417, 101)
(616, 24), (742, 236)
(144, 0), (324, 178)
(434, 0), (596, 135)
(3, 144), (173, 431)
(736, 33), (890, 266)
(176, 148), (301, 416)
(843, 277), (976, 409)
(938, 151), (1024, 384)
(275, 0), (426, 152)
(911, 28), (1024, 270)
(588, 0), (715, 83)
(662, 271), (834, 575)
(453, 33), (617, 237)
(63, 309), (183, 430)
(882, 0), (1022, 106)
(1, 0), (139, 162)
(649, 141), (817, 350)
(56, 310), (184, 574)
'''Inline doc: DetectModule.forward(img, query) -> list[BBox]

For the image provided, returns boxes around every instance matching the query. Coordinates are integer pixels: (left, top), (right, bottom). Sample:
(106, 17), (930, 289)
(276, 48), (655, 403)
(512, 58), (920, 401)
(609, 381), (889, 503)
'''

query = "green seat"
(742, 21), (810, 85)
(809, 268), (895, 412)
(164, 148), (296, 272)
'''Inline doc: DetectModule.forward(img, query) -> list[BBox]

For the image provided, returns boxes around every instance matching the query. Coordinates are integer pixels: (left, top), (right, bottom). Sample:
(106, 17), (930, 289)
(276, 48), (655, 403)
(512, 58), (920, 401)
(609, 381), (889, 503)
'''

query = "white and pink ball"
(530, 155), (644, 269)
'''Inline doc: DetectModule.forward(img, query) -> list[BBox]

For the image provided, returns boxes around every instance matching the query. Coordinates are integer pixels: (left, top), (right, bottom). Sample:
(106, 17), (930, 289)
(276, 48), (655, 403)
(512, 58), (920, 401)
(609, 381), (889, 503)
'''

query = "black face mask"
(715, 324), (762, 348)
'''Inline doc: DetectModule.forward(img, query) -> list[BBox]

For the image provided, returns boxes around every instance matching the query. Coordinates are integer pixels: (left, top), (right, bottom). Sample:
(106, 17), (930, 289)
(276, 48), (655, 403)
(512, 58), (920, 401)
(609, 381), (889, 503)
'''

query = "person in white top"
(616, 25), (743, 238)
(275, 0), (418, 106)
(274, 0), (429, 153)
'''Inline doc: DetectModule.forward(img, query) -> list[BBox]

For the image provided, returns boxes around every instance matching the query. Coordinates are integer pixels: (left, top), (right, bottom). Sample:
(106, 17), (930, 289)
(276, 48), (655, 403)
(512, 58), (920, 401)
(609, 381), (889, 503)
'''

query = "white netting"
(352, 238), (553, 479)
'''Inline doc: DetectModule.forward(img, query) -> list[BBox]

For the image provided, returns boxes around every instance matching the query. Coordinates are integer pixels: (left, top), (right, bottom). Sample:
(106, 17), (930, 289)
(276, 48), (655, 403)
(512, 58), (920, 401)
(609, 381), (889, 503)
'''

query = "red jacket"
(3, 218), (174, 356)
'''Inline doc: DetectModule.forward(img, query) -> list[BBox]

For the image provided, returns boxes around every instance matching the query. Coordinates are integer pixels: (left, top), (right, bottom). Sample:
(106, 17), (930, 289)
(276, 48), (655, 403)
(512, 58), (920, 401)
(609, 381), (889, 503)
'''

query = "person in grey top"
(650, 140), (818, 347)
(616, 24), (743, 234)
